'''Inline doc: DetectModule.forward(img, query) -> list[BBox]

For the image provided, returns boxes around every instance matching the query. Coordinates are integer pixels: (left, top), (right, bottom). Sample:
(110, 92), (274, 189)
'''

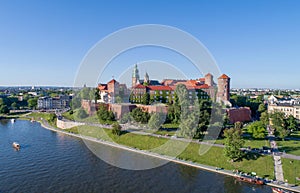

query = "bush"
(97, 103), (115, 122)
(112, 123), (122, 136)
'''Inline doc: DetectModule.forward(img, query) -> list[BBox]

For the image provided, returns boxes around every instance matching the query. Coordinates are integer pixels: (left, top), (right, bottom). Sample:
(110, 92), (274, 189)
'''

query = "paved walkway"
(268, 126), (285, 182)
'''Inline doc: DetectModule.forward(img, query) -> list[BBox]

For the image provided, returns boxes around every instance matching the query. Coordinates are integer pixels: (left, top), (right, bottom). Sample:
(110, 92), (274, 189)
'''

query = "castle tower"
(205, 73), (213, 87)
(217, 74), (230, 103)
(132, 64), (140, 87)
(144, 72), (149, 85)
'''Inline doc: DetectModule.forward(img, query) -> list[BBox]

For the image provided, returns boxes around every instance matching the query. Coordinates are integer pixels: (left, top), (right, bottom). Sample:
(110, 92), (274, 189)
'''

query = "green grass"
(28, 112), (57, 127)
(69, 125), (274, 179)
(209, 138), (270, 149)
(162, 123), (179, 129)
(277, 140), (300, 156)
(290, 131), (300, 139)
(62, 110), (115, 124)
(62, 111), (75, 120)
(282, 158), (300, 185)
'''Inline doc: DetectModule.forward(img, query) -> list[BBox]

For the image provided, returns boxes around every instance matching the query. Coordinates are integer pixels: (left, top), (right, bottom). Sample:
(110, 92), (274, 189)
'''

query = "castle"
(131, 64), (230, 104)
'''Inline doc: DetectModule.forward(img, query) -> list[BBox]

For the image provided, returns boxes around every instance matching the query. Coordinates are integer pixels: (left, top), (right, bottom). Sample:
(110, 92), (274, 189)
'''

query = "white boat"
(11, 119), (15, 123)
(12, 142), (20, 149)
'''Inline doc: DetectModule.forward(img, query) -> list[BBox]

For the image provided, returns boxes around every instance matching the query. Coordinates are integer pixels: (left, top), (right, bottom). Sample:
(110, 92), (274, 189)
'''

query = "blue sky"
(0, 0), (299, 88)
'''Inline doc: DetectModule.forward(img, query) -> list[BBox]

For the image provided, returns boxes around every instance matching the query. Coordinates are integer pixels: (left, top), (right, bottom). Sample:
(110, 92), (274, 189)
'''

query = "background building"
(130, 64), (230, 104)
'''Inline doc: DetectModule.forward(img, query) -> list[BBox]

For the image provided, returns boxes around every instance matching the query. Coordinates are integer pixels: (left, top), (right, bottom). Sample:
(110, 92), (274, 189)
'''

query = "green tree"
(94, 88), (101, 103)
(148, 112), (165, 130)
(258, 103), (267, 113)
(112, 122), (122, 136)
(224, 127), (245, 162)
(0, 105), (9, 114)
(115, 96), (122, 104)
(270, 111), (290, 140)
(97, 104), (115, 122)
(286, 115), (298, 131)
(130, 107), (150, 124)
(234, 121), (243, 130)
(275, 126), (290, 140)
(0, 98), (4, 106)
(119, 113), (132, 124)
(28, 98), (38, 109)
(247, 121), (267, 139)
(76, 108), (88, 119)
(11, 102), (18, 110)
(166, 93), (181, 124)
(46, 113), (57, 125)
(141, 92), (150, 105)
(260, 111), (269, 126)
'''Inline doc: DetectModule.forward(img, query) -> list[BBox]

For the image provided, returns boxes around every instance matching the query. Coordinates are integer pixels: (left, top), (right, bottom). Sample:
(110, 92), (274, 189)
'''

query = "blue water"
(0, 119), (272, 193)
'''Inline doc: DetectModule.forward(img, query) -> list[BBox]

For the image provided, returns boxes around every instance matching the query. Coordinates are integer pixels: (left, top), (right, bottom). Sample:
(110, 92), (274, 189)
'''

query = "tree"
(224, 127), (245, 162)
(148, 112), (165, 130)
(94, 88), (101, 103)
(115, 96), (122, 104)
(97, 104), (115, 122)
(0, 98), (4, 106)
(270, 111), (285, 128)
(258, 103), (267, 113)
(28, 98), (38, 109)
(141, 92), (150, 105)
(119, 113), (132, 124)
(11, 102), (18, 110)
(260, 111), (269, 126)
(275, 126), (290, 140)
(166, 94), (181, 124)
(76, 108), (88, 119)
(234, 121), (243, 130)
(0, 105), (9, 114)
(247, 121), (267, 139)
(286, 115), (298, 131)
(270, 111), (290, 140)
(130, 107), (150, 124)
(112, 123), (122, 136)
(71, 94), (82, 109)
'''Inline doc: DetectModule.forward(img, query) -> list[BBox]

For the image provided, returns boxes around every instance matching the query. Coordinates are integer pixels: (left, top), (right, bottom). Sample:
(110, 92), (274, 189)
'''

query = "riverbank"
(36, 119), (300, 193)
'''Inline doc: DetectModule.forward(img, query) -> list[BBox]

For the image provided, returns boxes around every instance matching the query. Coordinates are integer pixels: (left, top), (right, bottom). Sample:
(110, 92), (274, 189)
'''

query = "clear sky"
(0, 0), (299, 89)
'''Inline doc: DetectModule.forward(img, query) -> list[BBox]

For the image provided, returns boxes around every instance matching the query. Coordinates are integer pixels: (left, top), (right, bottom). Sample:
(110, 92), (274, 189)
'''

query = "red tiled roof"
(98, 84), (107, 90)
(148, 85), (173, 91)
(218, 74), (230, 79)
(199, 78), (205, 82)
(185, 84), (210, 90)
(107, 79), (117, 84)
(134, 84), (147, 89)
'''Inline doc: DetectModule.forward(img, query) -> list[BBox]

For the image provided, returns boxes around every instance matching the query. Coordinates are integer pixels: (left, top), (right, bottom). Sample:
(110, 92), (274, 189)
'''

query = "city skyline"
(0, 1), (300, 88)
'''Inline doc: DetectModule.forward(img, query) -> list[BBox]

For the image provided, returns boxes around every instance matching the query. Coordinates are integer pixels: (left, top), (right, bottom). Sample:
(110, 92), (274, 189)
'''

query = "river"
(0, 119), (272, 193)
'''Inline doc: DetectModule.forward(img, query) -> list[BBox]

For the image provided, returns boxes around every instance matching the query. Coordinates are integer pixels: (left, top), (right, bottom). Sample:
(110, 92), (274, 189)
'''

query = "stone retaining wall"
(56, 119), (85, 129)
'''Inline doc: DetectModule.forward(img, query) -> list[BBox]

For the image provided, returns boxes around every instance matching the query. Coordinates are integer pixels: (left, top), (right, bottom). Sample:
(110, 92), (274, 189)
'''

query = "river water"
(0, 119), (272, 193)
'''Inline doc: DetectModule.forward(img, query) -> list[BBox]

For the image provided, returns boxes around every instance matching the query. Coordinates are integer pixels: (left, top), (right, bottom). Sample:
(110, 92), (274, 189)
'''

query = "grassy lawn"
(62, 111), (75, 120)
(68, 125), (274, 179)
(290, 131), (300, 139)
(277, 140), (300, 156)
(28, 112), (57, 127)
(62, 110), (115, 124)
(209, 138), (270, 149)
(282, 158), (300, 185)
(161, 123), (179, 129)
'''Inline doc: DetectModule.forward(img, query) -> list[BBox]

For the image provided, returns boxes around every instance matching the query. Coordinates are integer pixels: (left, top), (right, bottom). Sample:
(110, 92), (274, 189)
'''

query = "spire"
(144, 72), (149, 84)
(132, 63), (140, 79)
